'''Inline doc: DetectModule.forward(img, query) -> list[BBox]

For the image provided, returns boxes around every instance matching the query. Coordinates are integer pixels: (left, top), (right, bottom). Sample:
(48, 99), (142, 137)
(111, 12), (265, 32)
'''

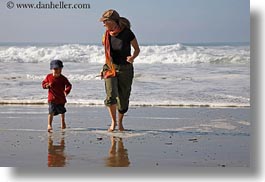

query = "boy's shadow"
(105, 136), (130, 167)
(47, 132), (67, 167)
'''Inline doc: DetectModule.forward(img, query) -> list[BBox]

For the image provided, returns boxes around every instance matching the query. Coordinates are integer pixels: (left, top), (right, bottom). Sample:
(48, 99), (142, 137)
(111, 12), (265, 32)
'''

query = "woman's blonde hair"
(118, 17), (131, 29)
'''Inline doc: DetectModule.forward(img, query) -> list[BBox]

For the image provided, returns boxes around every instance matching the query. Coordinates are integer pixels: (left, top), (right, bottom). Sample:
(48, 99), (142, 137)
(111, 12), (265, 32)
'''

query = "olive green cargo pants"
(104, 64), (134, 114)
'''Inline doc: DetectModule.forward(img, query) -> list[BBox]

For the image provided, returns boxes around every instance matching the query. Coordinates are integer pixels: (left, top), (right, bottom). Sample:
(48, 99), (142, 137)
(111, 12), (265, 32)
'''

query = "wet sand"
(0, 105), (250, 167)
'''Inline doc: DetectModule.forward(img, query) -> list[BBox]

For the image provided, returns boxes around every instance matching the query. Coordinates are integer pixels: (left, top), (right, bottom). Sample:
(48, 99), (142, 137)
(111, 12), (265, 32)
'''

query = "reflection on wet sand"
(47, 132), (67, 167)
(105, 136), (130, 167)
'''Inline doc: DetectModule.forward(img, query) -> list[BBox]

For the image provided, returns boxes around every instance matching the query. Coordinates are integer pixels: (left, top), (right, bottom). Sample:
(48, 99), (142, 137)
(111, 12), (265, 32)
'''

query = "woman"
(100, 9), (140, 132)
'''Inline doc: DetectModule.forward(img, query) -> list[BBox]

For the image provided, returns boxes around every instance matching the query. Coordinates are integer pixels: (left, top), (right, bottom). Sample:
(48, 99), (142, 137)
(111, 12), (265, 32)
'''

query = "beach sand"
(0, 105), (250, 168)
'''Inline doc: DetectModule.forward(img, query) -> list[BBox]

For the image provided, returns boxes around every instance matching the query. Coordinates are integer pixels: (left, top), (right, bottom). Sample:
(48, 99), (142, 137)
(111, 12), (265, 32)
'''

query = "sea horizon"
(0, 41), (250, 47)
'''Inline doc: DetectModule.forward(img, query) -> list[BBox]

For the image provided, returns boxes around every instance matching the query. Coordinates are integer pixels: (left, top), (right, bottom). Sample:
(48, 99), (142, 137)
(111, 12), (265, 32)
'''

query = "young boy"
(42, 60), (72, 132)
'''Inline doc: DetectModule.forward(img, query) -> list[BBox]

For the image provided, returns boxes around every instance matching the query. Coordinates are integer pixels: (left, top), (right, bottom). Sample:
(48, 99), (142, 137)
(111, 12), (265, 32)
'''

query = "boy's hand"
(44, 83), (51, 89)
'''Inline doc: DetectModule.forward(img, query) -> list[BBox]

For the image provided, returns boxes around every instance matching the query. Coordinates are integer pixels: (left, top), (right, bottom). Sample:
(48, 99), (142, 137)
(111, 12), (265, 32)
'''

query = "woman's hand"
(127, 38), (140, 64)
(126, 56), (135, 64)
(100, 69), (104, 79)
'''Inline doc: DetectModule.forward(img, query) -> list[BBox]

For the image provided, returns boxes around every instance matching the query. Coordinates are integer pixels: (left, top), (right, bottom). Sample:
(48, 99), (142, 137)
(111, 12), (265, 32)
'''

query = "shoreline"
(0, 105), (250, 167)
(0, 102), (250, 108)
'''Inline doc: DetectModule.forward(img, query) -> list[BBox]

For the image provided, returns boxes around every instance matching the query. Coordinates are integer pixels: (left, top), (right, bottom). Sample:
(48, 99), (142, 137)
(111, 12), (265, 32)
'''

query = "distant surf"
(0, 43), (249, 64)
(0, 43), (250, 107)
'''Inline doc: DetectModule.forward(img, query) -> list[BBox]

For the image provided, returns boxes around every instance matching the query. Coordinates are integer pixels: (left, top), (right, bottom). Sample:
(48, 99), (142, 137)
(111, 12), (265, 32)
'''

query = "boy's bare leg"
(61, 113), (66, 129)
(48, 114), (53, 132)
(107, 104), (117, 132)
(118, 113), (125, 131)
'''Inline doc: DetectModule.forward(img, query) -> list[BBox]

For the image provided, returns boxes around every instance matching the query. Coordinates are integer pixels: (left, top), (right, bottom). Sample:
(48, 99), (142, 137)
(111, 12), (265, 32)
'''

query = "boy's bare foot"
(108, 122), (116, 132)
(47, 125), (53, 132)
(61, 122), (66, 129)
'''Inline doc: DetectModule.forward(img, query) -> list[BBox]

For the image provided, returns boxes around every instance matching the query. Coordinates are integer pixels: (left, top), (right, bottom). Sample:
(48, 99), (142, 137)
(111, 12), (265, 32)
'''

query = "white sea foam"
(0, 44), (105, 63)
(0, 43), (250, 64)
(0, 43), (250, 107)
(237, 121), (251, 126)
(89, 130), (147, 138)
(168, 121), (237, 133)
(200, 121), (237, 130)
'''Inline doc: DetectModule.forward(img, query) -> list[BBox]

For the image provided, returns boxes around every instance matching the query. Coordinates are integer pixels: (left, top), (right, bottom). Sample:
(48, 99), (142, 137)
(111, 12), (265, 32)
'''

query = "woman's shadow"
(105, 136), (130, 167)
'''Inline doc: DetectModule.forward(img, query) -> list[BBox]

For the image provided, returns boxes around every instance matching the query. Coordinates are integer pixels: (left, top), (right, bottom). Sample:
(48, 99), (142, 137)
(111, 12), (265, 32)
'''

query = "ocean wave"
(0, 43), (250, 64)
(26, 74), (101, 81)
(0, 44), (104, 63)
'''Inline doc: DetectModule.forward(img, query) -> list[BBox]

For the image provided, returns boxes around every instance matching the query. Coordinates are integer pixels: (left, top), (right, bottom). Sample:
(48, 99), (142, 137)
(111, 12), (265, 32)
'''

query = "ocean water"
(0, 42), (250, 107)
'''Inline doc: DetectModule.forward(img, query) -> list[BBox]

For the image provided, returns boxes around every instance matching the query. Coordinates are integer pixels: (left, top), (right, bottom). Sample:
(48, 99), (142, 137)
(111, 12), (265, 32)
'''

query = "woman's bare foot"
(108, 122), (116, 132)
(118, 122), (125, 131)
(47, 125), (53, 132)
(118, 113), (125, 131)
